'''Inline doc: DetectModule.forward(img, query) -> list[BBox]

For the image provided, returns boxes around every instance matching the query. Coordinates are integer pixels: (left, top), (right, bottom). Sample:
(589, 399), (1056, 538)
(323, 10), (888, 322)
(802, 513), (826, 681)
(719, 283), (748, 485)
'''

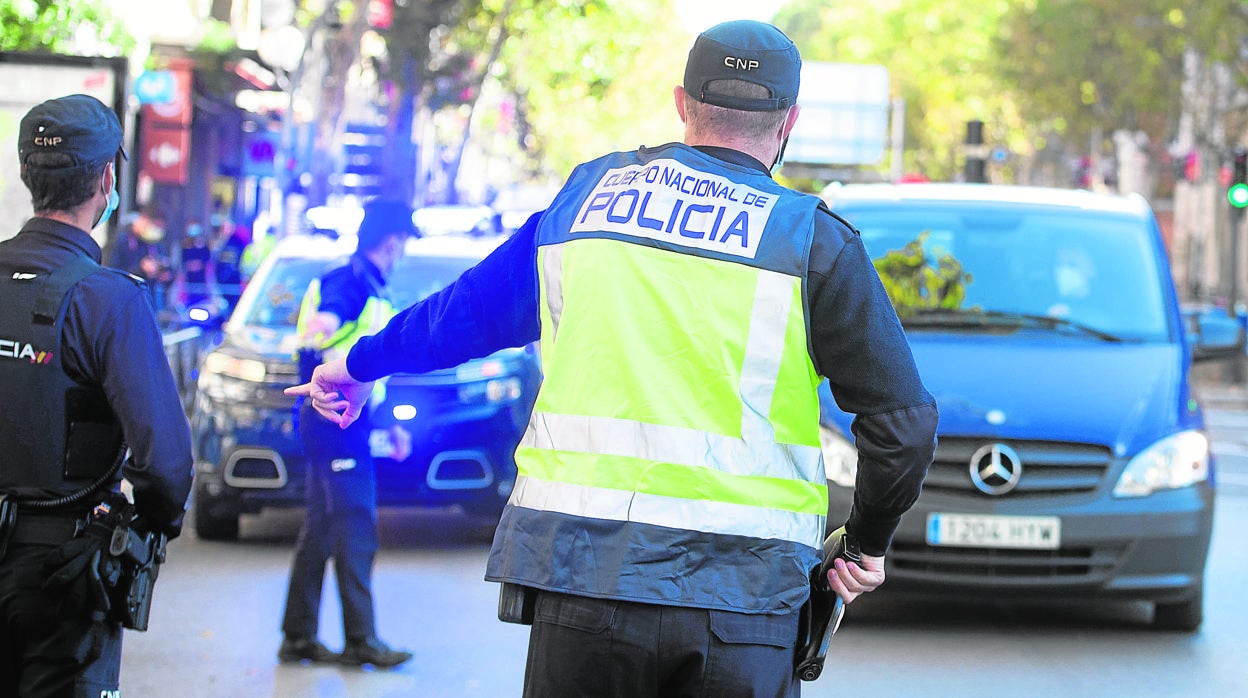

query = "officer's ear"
(100, 162), (115, 195)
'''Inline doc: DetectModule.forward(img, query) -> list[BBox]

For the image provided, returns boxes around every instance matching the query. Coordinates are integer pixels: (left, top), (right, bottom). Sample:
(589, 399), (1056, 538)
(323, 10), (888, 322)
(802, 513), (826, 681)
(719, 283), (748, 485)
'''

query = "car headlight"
(458, 376), (523, 404)
(202, 352), (267, 383)
(1113, 430), (1209, 497)
(820, 424), (858, 488)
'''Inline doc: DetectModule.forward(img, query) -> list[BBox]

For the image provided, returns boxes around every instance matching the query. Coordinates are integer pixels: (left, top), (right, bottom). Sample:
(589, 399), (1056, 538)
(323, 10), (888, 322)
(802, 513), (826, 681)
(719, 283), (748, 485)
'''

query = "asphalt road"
(117, 376), (1248, 697)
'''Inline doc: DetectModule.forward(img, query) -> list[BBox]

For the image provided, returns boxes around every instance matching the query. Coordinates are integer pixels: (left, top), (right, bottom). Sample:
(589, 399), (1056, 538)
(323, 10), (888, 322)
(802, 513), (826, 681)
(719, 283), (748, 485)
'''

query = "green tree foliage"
(774, 0), (1248, 185)
(775, 0), (1020, 181)
(0, 0), (134, 55)
(872, 232), (972, 317)
(459, 0), (687, 178)
(996, 1), (1175, 148)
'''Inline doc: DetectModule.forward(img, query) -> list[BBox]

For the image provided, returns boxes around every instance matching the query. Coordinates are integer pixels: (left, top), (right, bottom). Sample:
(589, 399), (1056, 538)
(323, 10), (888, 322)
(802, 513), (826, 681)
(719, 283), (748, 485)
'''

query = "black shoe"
(338, 637), (412, 668)
(278, 636), (339, 664)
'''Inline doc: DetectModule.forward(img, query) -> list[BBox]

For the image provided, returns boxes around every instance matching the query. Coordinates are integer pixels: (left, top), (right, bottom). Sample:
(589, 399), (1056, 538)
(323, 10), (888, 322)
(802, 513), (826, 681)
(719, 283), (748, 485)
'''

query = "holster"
(41, 497), (167, 631)
(497, 582), (537, 625)
(794, 529), (861, 682)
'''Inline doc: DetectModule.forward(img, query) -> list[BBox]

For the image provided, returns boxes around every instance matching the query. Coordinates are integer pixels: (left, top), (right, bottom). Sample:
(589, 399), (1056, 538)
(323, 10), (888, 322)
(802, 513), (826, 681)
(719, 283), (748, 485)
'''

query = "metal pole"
(890, 97), (906, 183)
(964, 120), (986, 183)
(1230, 207), (1242, 318)
(1229, 205), (1245, 383)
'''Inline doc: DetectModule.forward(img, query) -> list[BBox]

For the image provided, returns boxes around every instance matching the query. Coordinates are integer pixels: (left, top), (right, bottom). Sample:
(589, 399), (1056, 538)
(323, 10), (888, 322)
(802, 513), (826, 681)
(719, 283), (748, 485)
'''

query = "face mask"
(94, 172), (120, 229)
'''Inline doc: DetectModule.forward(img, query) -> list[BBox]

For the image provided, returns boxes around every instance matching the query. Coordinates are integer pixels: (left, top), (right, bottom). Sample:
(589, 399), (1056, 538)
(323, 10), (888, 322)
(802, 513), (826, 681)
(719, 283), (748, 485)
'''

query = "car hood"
(830, 332), (1193, 457)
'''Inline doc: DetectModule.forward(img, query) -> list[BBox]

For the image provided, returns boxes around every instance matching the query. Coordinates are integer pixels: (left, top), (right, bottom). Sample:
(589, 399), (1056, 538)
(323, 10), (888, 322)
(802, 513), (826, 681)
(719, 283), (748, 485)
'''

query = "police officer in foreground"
(277, 200), (414, 669)
(0, 94), (193, 696)
(292, 20), (937, 696)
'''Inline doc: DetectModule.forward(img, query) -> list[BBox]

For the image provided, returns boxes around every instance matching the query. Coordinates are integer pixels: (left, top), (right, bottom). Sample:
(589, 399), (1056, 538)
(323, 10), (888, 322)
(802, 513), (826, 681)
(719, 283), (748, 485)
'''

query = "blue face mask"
(95, 183), (119, 229)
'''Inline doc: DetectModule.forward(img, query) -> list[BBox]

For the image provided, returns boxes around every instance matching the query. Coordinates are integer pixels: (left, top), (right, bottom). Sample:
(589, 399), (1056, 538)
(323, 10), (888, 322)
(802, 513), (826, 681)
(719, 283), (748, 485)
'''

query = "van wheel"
(1152, 588), (1202, 632)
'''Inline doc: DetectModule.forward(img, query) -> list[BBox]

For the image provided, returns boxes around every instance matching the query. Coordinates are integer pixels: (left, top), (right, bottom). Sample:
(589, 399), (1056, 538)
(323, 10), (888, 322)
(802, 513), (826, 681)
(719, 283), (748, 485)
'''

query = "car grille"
(923, 437), (1113, 497)
(890, 542), (1127, 585)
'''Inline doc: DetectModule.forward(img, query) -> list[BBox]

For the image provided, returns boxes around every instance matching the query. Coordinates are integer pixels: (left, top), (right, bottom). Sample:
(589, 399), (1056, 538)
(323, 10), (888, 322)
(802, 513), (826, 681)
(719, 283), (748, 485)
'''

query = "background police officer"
(0, 94), (193, 696)
(292, 21), (937, 697)
(278, 200), (414, 669)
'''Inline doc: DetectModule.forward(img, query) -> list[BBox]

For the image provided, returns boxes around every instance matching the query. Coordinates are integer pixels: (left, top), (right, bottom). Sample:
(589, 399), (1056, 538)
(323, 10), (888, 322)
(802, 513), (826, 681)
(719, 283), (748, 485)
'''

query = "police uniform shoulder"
(88, 265), (151, 293)
(814, 201), (861, 238)
(76, 264), (151, 297)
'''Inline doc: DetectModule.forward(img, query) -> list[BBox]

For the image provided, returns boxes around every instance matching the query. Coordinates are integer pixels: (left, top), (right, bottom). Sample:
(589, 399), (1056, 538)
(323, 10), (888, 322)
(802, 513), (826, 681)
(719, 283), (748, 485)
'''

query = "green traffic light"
(1230, 183), (1248, 208)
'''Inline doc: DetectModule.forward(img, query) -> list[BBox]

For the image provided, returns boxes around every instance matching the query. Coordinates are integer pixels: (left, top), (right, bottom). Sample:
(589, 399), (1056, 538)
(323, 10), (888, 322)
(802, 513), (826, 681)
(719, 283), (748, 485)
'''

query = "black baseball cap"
(683, 20), (801, 112)
(357, 199), (418, 251)
(18, 93), (127, 169)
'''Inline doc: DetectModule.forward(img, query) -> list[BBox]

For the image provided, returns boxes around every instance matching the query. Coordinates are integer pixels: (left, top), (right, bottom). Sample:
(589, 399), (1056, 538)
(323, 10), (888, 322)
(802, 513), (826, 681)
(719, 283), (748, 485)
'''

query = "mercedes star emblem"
(969, 443), (1023, 495)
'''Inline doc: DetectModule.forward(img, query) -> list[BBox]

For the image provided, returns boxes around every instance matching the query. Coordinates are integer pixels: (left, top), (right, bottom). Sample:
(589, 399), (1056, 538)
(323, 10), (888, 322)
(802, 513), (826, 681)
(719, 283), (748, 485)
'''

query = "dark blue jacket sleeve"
(67, 273), (194, 538)
(347, 215), (541, 381)
(808, 218), (939, 557)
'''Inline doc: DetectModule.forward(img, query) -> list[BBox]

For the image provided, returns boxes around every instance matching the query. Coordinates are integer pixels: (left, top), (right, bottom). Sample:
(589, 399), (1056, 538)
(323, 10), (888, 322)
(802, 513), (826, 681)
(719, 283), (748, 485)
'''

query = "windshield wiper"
(904, 309), (1126, 342)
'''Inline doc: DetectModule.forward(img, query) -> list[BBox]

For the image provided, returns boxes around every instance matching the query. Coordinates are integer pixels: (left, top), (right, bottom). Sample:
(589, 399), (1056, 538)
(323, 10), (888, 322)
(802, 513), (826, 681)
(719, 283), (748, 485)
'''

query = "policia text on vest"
(571, 156), (778, 259)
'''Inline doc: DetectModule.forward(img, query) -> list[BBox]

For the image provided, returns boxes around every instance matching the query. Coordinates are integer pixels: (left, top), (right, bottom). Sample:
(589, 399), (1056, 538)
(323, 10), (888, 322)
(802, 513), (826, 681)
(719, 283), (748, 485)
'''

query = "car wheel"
(1152, 587), (1203, 632)
(193, 481), (241, 541)
(461, 499), (505, 541)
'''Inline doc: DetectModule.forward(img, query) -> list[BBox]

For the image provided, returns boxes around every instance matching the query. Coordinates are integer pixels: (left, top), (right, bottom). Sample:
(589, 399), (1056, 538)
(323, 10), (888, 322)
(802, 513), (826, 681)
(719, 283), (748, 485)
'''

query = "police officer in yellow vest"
(278, 200), (414, 668)
(291, 21), (938, 696)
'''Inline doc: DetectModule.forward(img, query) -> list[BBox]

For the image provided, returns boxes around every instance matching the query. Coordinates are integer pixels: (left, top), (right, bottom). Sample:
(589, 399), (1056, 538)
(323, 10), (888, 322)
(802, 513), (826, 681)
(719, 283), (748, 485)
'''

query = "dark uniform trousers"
(281, 402), (379, 642)
(0, 544), (121, 697)
(523, 591), (801, 698)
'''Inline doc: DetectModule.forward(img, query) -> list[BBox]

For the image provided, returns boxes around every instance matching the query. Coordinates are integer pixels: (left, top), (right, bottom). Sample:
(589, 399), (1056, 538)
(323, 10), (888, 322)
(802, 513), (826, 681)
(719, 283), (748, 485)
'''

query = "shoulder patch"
(816, 202), (861, 237)
(95, 266), (150, 290)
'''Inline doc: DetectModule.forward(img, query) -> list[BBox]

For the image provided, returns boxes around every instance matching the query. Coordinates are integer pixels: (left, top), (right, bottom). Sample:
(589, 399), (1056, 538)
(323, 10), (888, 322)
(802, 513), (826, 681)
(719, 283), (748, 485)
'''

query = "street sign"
(142, 127), (189, 185)
(784, 62), (890, 167)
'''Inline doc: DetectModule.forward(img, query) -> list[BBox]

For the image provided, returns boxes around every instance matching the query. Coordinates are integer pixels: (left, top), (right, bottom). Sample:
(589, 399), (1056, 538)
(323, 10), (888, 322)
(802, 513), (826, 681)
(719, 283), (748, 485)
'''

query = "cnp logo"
(33, 136), (63, 147)
(724, 56), (760, 71)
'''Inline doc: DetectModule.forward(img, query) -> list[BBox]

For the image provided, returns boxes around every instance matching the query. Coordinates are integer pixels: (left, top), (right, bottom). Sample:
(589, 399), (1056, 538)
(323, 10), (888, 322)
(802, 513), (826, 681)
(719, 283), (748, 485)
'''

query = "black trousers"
(281, 403), (380, 643)
(0, 544), (122, 697)
(522, 591), (801, 698)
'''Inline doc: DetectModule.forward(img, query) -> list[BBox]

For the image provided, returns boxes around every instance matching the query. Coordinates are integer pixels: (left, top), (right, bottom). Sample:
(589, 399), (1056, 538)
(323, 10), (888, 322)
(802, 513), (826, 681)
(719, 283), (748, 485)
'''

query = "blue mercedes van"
(818, 183), (1239, 631)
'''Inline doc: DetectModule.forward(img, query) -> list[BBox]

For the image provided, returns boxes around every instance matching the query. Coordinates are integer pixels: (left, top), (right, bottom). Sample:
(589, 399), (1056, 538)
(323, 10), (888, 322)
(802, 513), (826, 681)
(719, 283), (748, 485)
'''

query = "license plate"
(926, 513), (1061, 549)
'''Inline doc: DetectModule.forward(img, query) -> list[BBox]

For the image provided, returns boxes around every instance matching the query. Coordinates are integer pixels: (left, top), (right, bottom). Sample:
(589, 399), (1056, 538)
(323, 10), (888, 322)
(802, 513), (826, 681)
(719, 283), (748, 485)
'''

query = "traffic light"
(1230, 149), (1248, 208)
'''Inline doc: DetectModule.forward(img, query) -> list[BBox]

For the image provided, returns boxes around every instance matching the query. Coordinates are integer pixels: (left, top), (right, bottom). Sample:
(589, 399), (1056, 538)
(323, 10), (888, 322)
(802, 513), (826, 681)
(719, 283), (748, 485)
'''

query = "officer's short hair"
(357, 199), (418, 252)
(21, 155), (109, 213)
(684, 80), (789, 140)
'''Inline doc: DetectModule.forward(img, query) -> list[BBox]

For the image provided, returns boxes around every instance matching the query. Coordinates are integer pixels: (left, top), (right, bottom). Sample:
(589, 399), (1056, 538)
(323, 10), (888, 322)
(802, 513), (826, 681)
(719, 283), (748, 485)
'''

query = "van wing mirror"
(1185, 307), (1246, 362)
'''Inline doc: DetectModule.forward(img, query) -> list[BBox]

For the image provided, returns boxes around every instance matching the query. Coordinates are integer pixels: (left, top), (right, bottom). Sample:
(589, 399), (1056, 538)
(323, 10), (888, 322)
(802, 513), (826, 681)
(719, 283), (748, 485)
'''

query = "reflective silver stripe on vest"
(740, 268), (792, 450)
(541, 244), (565, 341)
(510, 475), (825, 546)
(520, 412), (822, 484)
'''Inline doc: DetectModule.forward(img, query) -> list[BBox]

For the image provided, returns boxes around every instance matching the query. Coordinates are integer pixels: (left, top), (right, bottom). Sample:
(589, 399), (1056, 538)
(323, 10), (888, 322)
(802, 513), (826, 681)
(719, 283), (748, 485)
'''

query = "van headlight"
(820, 424), (858, 488)
(1113, 430), (1209, 497)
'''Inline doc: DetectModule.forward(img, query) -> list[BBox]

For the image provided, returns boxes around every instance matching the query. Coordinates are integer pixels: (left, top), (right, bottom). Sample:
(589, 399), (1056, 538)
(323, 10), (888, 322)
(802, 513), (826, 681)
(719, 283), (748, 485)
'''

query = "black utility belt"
(5, 512), (82, 546)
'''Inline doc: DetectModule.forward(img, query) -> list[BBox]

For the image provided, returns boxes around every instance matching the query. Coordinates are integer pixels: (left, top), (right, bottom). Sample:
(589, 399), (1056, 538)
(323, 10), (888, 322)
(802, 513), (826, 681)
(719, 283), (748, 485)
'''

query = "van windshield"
(842, 205), (1171, 342)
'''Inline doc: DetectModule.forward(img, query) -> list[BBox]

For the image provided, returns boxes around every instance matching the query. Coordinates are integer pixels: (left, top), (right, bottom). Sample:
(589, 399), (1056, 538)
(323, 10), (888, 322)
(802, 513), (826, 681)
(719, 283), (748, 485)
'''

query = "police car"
(189, 229), (539, 540)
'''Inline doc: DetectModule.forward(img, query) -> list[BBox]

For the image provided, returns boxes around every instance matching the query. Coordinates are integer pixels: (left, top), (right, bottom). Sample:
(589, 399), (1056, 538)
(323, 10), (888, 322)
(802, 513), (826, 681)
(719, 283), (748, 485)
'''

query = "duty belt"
(0, 494), (84, 560)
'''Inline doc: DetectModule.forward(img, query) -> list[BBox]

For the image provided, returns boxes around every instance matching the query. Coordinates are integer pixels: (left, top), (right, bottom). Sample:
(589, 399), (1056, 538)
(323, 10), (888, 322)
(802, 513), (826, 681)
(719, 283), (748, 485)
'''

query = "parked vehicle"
(190, 232), (539, 540)
(819, 183), (1241, 631)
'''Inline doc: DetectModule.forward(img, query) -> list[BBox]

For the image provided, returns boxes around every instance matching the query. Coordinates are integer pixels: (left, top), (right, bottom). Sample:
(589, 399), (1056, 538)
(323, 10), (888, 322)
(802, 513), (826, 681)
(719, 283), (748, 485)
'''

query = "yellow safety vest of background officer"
(277, 199), (415, 669)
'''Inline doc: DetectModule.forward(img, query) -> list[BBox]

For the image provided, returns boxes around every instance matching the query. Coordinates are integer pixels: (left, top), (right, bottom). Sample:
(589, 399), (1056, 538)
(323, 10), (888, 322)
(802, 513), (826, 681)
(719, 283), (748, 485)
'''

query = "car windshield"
(840, 204), (1171, 342)
(239, 254), (478, 331)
